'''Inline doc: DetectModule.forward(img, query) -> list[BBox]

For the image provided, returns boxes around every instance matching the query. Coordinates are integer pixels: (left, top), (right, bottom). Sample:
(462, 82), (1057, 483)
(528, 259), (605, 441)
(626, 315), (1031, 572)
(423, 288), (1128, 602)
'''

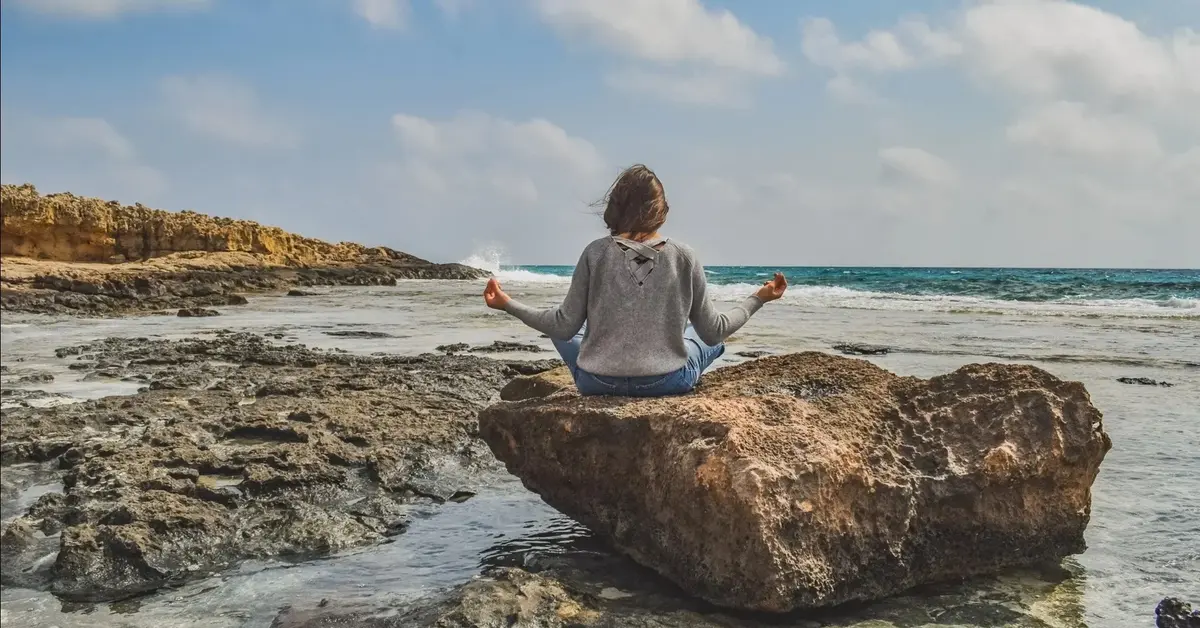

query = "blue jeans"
(551, 324), (725, 397)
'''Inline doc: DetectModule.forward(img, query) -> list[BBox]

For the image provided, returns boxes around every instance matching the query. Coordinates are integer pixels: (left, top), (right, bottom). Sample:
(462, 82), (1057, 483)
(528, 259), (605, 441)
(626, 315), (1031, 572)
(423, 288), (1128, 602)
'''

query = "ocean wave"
(495, 268), (571, 283)
(460, 249), (570, 284)
(464, 257), (1198, 318)
(700, 283), (1199, 319)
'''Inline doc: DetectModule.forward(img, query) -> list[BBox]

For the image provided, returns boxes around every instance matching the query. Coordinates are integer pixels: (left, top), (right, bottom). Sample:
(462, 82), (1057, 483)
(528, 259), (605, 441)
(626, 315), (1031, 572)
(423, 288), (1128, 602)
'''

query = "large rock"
(479, 352), (1111, 612)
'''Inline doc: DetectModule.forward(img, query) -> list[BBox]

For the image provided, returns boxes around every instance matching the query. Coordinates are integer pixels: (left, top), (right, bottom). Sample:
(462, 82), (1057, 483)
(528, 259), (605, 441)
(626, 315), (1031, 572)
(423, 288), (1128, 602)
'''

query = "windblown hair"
(598, 164), (669, 239)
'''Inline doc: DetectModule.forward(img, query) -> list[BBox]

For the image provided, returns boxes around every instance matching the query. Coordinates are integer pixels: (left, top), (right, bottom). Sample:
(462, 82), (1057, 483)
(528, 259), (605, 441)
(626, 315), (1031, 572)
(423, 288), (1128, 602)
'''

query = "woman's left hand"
(483, 277), (511, 310)
(755, 272), (788, 302)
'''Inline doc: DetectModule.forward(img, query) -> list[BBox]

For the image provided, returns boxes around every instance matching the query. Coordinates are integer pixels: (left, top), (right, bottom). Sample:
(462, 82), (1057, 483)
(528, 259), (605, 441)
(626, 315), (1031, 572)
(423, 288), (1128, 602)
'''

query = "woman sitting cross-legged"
(483, 164), (787, 397)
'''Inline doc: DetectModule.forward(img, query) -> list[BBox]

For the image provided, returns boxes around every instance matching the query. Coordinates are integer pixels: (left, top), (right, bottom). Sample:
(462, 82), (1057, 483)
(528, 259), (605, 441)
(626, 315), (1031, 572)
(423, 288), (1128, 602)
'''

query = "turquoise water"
(509, 266), (1200, 304)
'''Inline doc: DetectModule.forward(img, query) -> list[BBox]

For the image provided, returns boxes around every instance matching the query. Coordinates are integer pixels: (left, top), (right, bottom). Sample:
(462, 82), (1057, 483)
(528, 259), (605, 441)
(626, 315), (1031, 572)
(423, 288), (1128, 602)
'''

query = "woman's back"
(504, 235), (765, 377)
(577, 236), (695, 377)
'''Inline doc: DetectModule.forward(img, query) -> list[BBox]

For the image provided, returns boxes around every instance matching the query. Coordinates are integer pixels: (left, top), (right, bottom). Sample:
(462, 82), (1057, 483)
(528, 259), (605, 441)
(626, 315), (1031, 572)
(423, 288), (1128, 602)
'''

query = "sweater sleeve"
(688, 254), (764, 346)
(502, 249), (589, 340)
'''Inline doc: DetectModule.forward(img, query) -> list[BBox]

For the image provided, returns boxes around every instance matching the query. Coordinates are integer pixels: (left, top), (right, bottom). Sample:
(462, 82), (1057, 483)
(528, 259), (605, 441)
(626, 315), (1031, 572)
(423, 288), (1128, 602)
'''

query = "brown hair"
(598, 164), (669, 239)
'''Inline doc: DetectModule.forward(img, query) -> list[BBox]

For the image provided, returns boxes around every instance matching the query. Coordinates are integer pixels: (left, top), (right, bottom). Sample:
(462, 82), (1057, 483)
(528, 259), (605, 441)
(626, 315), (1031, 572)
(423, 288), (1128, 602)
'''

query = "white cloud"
(1006, 101), (1164, 163)
(435, 0), (472, 18)
(802, 1), (1199, 119)
(387, 111), (604, 203)
(825, 75), (881, 106)
(8, 0), (209, 19)
(534, 0), (783, 75)
(373, 111), (610, 262)
(960, 1), (1198, 114)
(801, 16), (961, 73)
(352, 0), (409, 30)
(878, 146), (958, 187)
(44, 118), (137, 161)
(8, 115), (169, 198)
(160, 75), (300, 149)
(605, 68), (751, 108)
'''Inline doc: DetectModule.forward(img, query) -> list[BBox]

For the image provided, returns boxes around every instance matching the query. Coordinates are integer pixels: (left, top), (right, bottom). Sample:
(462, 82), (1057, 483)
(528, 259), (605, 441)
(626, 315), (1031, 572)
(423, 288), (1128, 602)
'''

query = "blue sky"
(1, 0), (1197, 267)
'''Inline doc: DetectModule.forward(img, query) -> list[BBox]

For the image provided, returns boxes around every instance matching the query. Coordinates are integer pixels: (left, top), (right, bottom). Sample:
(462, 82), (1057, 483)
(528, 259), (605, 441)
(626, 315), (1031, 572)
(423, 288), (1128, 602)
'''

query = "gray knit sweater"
(503, 236), (764, 377)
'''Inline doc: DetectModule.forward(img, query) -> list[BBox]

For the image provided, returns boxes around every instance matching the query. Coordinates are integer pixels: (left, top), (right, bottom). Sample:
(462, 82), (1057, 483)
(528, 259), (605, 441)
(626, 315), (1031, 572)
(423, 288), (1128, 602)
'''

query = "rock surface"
(470, 341), (545, 354)
(272, 551), (1088, 628)
(178, 307), (220, 317)
(0, 184), (487, 315)
(1158, 598), (1200, 628)
(0, 333), (553, 602)
(831, 343), (890, 356)
(500, 366), (575, 401)
(1117, 376), (1174, 387)
(479, 352), (1111, 612)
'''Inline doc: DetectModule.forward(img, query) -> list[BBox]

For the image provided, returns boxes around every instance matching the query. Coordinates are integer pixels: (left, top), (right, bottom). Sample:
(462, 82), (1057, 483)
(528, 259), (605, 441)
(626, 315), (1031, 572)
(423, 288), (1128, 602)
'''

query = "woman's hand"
(483, 277), (511, 310)
(755, 272), (788, 303)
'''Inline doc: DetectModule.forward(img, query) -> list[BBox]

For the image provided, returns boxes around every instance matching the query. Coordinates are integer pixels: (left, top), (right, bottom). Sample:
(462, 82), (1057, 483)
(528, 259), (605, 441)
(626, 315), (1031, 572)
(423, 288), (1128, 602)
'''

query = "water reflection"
(474, 520), (1091, 628)
(477, 515), (597, 570)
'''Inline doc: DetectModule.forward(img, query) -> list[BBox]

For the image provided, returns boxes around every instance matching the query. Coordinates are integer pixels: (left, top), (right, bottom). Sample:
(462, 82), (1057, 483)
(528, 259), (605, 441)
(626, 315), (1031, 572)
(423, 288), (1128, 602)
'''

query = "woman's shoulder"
(663, 238), (698, 261)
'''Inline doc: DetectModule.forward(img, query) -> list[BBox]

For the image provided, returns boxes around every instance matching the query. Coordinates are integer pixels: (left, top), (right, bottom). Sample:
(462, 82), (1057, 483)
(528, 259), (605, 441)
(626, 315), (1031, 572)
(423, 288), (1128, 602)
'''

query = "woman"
(483, 164), (787, 396)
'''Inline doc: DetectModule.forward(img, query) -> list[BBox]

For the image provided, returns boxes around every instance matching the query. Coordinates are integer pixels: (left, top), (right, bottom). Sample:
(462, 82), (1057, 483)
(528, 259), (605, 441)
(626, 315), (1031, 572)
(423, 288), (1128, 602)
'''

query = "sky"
(1, 0), (1197, 268)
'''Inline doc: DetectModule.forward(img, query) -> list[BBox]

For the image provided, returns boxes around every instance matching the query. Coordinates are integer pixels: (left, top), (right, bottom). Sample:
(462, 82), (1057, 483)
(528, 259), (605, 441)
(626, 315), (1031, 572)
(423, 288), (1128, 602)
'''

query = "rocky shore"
(0, 329), (1159, 628)
(0, 333), (557, 602)
(0, 184), (486, 315)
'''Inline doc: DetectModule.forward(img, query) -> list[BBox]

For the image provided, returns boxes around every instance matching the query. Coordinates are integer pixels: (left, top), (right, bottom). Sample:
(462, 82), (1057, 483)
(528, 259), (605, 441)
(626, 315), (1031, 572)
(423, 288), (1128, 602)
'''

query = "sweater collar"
(611, 236), (669, 283)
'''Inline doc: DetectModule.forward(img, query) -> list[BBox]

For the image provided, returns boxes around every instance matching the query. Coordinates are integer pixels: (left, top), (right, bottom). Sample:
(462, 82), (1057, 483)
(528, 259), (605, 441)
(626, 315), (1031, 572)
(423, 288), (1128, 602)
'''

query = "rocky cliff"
(0, 184), (486, 314)
(0, 183), (422, 266)
(480, 354), (1112, 612)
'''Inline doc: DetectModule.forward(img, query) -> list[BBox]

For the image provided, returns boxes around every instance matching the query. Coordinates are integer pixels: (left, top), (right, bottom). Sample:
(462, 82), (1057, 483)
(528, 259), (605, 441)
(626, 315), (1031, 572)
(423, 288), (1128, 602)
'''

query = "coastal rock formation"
(479, 353), (1111, 612)
(3, 183), (409, 265)
(0, 333), (551, 602)
(1158, 598), (1200, 628)
(0, 184), (487, 315)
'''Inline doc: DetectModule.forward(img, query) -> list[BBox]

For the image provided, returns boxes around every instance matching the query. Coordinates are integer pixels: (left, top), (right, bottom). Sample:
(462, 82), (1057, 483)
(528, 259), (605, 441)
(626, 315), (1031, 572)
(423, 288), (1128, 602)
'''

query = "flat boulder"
(479, 352), (1111, 612)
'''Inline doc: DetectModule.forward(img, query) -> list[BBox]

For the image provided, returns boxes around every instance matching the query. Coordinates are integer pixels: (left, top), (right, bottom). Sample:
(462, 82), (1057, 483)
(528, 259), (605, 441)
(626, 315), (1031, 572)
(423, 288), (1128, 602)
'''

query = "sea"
(0, 260), (1197, 628)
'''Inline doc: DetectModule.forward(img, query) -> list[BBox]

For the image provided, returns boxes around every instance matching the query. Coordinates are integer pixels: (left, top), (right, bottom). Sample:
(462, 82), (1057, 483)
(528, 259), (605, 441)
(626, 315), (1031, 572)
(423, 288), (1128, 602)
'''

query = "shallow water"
(1, 278), (1197, 627)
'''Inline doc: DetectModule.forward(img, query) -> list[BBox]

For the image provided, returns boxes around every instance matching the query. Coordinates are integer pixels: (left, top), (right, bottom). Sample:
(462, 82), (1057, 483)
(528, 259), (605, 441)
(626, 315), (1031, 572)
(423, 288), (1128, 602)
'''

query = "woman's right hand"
(483, 277), (511, 310)
(755, 272), (788, 302)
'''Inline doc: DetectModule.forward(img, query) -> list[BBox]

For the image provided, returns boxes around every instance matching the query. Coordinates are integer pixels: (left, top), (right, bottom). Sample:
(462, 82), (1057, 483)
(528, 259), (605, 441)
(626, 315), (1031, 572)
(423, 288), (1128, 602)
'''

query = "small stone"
(469, 341), (543, 354)
(1156, 598), (1200, 628)
(832, 343), (890, 356)
(323, 330), (392, 338)
(1117, 376), (1173, 387)
(178, 308), (220, 318)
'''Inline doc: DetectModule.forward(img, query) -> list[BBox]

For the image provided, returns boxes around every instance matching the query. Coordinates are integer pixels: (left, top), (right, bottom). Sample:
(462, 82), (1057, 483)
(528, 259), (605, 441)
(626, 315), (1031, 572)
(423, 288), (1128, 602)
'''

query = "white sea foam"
(460, 247), (569, 284)
(700, 283), (1198, 319)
